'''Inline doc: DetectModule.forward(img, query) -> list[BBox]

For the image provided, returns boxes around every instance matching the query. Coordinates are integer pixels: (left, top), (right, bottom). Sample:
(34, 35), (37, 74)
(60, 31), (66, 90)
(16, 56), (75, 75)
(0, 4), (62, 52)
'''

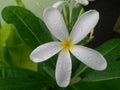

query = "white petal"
(70, 45), (107, 70)
(76, 0), (89, 5)
(30, 42), (61, 63)
(43, 7), (69, 41)
(56, 50), (72, 87)
(70, 10), (99, 44)
(53, 1), (66, 11)
(22, 0), (57, 19)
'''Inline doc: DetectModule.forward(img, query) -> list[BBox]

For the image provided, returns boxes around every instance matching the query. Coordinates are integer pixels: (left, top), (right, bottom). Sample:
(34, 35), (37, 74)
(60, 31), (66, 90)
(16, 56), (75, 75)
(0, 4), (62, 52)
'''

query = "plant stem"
(69, 4), (73, 26)
(90, 29), (94, 39)
(79, 8), (84, 16)
(68, 3), (74, 31)
(63, 6), (69, 28)
(87, 29), (94, 43)
(16, 0), (25, 7)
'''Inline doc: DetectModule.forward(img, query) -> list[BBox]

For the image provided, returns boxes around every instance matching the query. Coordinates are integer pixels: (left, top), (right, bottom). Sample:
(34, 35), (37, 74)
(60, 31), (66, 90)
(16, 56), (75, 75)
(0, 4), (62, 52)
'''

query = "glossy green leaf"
(0, 68), (53, 90)
(2, 6), (52, 49)
(71, 78), (120, 90)
(2, 6), (58, 82)
(82, 38), (120, 82)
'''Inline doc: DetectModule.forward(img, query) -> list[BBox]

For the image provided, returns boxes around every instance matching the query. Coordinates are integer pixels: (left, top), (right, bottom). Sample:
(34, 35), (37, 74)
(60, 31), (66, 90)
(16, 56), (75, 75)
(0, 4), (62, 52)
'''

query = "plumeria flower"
(30, 7), (107, 87)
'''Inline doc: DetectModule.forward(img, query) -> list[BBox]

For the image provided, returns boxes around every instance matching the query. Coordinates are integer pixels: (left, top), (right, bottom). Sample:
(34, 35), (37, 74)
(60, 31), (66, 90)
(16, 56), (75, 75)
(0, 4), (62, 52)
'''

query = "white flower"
(30, 7), (107, 87)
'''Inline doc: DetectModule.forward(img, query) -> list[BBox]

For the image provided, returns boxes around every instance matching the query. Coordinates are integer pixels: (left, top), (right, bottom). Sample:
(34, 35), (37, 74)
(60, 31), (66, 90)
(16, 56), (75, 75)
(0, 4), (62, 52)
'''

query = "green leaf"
(7, 44), (37, 71)
(2, 6), (57, 83)
(0, 24), (13, 67)
(0, 23), (37, 70)
(71, 78), (120, 90)
(38, 55), (58, 82)
(0, 24), (12, 47)
(0, 67), (53, 90)
(82, 38), (120, 82)
(2, 6), (52, 49)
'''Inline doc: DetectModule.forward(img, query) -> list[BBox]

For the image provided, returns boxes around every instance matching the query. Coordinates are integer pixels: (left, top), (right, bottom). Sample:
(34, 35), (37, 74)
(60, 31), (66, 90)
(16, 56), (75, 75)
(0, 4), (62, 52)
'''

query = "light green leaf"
(0, 24), (13, 67)
(0, 24), (13, 48)
(0, 25), (37, 70)
(7, 44), (37, 71)
(2, 6), (52, 49)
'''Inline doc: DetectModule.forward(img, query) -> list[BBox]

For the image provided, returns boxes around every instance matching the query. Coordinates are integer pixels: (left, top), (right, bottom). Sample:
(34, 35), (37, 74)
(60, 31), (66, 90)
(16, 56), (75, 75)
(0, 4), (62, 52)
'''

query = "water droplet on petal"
(44, 45), (48, 48)
(58, 64), (62, 68)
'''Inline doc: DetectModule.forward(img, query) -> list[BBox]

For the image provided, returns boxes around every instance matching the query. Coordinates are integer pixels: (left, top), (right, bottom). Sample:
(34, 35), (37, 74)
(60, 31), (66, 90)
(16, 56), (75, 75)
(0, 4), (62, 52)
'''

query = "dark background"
(85, 0), (120, 48)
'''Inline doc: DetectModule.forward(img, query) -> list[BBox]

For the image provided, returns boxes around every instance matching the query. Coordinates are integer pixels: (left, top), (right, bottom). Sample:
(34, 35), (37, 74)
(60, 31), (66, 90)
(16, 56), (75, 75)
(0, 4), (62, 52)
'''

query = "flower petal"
(76, 0), (89, 6)
(22, 0), (57, 19)
(70, 10), (99, 44)
(56, 50), (72, 87)
(30, 42), (61, 63)
(53, 1), (66, 11)
(70, 45), (107, 70)
(43, 7), (69, 41)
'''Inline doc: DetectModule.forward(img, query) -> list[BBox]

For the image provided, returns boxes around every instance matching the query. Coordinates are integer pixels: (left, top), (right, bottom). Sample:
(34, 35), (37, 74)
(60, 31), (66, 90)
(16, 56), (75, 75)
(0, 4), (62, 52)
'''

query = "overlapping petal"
(70, 10), (99, 44)
(76, 0), (89, 5)
(56, 50), (72, 87)
(70, 45), (107, 70)
(53, 1), (66, 11)
(43, 7), (69, 41)
(30, 42), (61, 63)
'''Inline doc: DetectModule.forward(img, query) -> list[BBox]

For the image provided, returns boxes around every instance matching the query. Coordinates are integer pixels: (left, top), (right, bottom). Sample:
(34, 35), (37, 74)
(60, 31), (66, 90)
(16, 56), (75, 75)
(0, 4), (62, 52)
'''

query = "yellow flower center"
(60, 39), (74, 52)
